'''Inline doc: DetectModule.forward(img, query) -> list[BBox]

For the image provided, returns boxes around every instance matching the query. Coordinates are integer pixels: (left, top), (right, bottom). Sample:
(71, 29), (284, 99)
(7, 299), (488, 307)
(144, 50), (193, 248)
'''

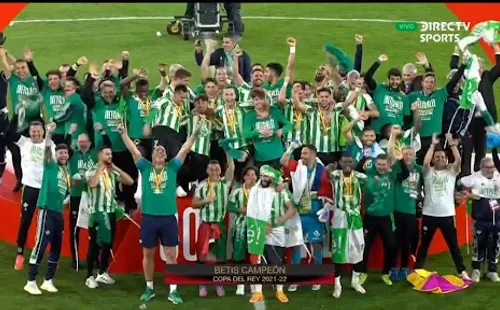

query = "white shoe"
(311, 284), (321, 291)
(236, 284), (245, 296)
(471, 269), (481, 283)
(96, 272), (116, 285)
(351, 272), (366, 294)
(487, 272), (500, 282)
(176, 186), (188, 197)
(460, 271), (472, 282)
(332, 277), (342, 299)
(85, 276), (99, 289)
(40, 279), (58, 293)
(287, 284), (298, 292)
(24, 281), (42, 295)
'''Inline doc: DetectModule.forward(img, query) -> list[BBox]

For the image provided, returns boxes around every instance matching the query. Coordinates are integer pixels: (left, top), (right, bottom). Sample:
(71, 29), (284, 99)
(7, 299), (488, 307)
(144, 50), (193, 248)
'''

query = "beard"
(261, 179), (271, 188)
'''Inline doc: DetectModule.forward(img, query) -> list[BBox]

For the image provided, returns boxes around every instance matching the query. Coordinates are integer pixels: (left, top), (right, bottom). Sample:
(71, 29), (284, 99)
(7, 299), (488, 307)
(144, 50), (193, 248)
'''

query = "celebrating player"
(24, 122), (69, 295)
(119, 121), (200, 303)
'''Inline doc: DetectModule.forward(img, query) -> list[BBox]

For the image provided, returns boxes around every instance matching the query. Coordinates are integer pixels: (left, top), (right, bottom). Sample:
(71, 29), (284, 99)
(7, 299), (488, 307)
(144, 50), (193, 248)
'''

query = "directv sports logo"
(396, 21), (471, 43)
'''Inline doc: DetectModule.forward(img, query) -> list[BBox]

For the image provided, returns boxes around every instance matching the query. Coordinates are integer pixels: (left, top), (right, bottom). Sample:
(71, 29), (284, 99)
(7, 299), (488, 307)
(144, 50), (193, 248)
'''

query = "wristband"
(290, 46), (296, 54)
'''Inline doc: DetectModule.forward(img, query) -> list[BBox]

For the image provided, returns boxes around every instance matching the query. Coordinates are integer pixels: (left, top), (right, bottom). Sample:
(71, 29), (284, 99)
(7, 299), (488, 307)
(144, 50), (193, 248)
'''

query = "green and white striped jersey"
(186, 114), (222, 156)
(195, 177), (231, 223)
(331, 170), (367, 215)
(85, 168), (119, 214)
(237, 82), (273, 109)
(150, 97), (188, 132)
(282, 99), (309, 143)
(305, 104), (345, 153)
(162, 84), (196, 113)
(215, 105), (248, 150)
(270, 189), (292, 227)
(228, 186), (249, 233)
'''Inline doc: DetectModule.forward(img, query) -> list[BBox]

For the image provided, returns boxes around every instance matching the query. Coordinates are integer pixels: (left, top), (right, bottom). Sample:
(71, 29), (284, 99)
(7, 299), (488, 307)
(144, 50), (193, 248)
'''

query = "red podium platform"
(0, 170), (473, 274)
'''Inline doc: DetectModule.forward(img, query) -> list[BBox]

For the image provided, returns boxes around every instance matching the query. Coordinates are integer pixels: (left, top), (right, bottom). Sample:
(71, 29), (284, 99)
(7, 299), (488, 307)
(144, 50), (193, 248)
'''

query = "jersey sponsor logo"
(16, 84), (38, 97)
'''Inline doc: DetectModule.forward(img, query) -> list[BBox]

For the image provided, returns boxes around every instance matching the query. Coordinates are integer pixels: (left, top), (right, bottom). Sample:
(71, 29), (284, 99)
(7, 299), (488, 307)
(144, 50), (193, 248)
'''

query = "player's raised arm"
(175, 120), (201, 164)
(118, 123), (143, 164)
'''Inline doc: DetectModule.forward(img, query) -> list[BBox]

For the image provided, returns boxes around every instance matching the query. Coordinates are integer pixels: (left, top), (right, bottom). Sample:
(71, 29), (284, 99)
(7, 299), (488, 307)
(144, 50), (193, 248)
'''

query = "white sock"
(276, 285), (283, 292)
(146, 281), (153, 289)
(27, 280), (36, 284)
(170, 284), (177, 293)
(254, 284), (262, 293)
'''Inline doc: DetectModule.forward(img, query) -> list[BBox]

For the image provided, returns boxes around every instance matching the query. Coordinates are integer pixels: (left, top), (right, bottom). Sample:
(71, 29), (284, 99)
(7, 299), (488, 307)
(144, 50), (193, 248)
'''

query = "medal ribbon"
(60, 166), (71, 190)
(318, 108), (330, 136)
(342, 173), (353, 197)
(242, 184), (249, 207)
(101, 169), (112, 198)
(152, 166), (165, 192)
(225, 107), (236, 136)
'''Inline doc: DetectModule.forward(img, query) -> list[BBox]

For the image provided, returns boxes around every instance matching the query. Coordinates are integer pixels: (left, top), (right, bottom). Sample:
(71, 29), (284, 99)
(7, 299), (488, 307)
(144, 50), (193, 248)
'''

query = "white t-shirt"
(459, 171), (500, 199)
(17, 136), (55, 189)
(423, 167), (459, 217)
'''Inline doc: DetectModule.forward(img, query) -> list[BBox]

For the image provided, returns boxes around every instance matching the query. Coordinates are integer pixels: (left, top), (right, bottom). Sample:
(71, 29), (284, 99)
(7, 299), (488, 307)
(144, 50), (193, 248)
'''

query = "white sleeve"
(459, 175), (474, 188)
(15, 136), (27, 148)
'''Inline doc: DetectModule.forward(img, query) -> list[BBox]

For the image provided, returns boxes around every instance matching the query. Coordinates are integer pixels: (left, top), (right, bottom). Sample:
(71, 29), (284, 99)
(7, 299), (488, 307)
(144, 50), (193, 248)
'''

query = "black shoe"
(12, 181), (22, 193)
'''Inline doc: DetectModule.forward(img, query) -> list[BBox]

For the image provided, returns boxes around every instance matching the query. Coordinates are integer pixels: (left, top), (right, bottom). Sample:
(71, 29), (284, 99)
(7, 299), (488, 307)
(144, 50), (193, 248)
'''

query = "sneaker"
(236, 284), (245, 296)
(471, 269), (481, 283)
(176, 186), (188, 197)
(287, 284), (298, 292)
(275, 290), (289, 303)
(487, 272), (500, 282)
(351, 272), (366, 294)
(40, 279), (58, 293)
(249, 292), (264, 303)
(332, 277), (342, 299)
(381, 274), (393, 286)
(358, 273), (368, 285)
(85, 276), (99, 289)
(96, 272), (115, 285)
(14, 255), (24, 270)
(199, 285), (208, 297)
(168, 290), (183, 304)
(24, 281), (42, 295)
(216, 285), (225, 297)
(460, 271), (472, 282)
(389, 268), (400, 282)
(311, 284), (321, 291)
(399, 267), (409, 281)
(140, 287), (155, 301)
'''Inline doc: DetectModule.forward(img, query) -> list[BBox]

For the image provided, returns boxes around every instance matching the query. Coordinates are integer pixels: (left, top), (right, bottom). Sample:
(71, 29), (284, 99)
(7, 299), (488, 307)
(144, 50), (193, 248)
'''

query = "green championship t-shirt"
(137, 157), (181, 216)
(407, 88), (447, 138)
(69, 149), (98, 197)
(42, 85), (66, 135)
(65, 93), (88, 148)
(93, 98), (126, 152)
(37, 160), (70, 213)
(126, 88), (162, 139)
(8, 74), (42, 130)
(243, 106), (292, 162)
(371, 84), (409, 134)
(363, 168), (395, 216)
(392, 163), (423, 215)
